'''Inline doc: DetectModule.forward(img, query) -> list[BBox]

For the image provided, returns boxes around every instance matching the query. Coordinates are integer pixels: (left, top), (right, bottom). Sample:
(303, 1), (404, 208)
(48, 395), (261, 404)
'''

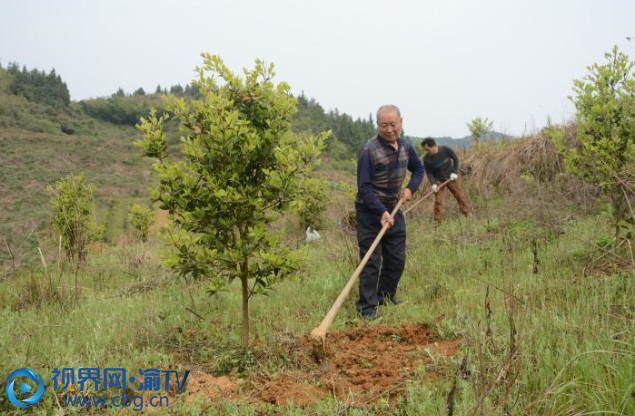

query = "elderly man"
(355, 105), (425, 320)
(421, 137), (472, 224)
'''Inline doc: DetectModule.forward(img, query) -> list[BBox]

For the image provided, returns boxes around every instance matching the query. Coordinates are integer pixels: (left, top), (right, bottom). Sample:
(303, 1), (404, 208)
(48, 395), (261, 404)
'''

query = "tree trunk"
(240, 264), (249, 348)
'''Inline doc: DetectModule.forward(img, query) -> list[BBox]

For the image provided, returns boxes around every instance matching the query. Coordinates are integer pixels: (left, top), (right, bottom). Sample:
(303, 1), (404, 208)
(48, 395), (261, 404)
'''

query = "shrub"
(48, 174), (102, 262)
(127, 204), (153, 242)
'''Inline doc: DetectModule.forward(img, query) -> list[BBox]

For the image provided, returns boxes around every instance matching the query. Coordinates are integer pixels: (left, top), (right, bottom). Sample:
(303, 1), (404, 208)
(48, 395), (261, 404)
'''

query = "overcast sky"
(0, 0), (633, 137)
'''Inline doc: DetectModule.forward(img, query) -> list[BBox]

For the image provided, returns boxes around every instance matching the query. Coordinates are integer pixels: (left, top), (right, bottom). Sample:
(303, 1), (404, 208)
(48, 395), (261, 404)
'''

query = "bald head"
(376, 104), (401, 122)
(376, 104), (402, 143)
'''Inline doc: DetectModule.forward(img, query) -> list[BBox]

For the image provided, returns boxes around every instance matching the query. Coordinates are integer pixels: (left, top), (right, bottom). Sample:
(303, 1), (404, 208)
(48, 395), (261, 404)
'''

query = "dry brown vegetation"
(453, 127), (599, 222)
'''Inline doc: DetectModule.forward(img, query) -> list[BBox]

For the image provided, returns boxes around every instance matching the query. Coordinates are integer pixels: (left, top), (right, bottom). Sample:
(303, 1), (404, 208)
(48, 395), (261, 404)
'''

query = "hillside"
(432, 131), (510, 150)
(0, 68), (151, 248)
(1, 60), (634, 415)
(0, 64), (378, 264)
(0, 61), (515, 259)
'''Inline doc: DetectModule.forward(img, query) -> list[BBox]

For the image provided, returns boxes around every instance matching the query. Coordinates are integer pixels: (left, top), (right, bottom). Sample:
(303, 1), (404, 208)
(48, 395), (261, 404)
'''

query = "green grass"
(0, 200), (633, 414)
(1, 79), (632, 413)
(0, 93), (154, 269)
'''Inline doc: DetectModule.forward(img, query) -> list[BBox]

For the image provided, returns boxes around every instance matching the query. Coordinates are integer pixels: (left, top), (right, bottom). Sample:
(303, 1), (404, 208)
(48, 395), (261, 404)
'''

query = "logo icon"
(5, 368), (44, 408)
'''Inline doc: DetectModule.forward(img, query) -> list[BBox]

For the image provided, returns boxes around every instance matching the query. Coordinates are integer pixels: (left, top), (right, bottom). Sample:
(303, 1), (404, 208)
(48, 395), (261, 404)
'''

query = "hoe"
(310, 180), (450, 362)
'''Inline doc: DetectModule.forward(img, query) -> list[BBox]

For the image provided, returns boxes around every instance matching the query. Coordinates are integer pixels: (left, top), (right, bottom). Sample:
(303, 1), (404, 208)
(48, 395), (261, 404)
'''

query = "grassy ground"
(1, 78), (632, 412)
(0, 76), (173, 268)
(1, 190), (633, 414)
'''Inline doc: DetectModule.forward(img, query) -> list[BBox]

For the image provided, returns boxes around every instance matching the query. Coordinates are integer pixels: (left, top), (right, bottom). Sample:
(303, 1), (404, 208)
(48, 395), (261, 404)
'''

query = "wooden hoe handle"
(310, 198), (405, 342)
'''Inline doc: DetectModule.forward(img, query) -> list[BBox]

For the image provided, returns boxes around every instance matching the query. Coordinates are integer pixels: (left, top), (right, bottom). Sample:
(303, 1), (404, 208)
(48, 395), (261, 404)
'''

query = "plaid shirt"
(356, 135), (425, 215)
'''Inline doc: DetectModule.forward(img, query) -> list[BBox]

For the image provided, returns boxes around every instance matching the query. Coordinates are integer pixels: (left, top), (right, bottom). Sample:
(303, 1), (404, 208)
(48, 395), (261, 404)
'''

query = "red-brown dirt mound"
(309, 322), (461, 401)
(182, 322), (462, 408)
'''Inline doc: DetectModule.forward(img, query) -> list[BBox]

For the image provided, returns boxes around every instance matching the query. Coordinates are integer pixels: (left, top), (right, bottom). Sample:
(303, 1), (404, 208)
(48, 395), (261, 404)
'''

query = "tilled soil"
(180, 322), (462, 408)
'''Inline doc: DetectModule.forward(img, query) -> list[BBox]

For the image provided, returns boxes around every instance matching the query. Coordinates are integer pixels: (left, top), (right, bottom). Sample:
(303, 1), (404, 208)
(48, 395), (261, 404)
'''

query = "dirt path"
(154, 210), (170, 227)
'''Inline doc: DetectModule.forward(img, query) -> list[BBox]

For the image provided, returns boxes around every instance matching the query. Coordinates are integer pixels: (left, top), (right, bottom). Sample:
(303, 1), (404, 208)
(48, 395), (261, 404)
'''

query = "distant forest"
(4, 62), (71, 108)
(1, 60), (503, 153)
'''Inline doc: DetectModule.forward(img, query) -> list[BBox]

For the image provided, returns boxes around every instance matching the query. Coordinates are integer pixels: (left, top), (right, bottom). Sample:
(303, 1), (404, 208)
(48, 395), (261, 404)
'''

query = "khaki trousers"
(434, 180), (471, 222)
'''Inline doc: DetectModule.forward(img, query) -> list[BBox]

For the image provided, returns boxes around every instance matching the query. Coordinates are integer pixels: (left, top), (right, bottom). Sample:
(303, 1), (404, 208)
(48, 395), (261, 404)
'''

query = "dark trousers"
(356, 209), (406, 314)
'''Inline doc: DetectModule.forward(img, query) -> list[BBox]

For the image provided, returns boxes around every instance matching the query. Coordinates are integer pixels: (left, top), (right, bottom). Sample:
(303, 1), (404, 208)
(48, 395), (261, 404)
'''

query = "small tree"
(137, 54), (327, 347)
(48, 174), (101, 262)
(554, 46), (635, 242)
(127, 204), (153, 242)
(295, 176), (328, 230)
(467, 117), (494, 147)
